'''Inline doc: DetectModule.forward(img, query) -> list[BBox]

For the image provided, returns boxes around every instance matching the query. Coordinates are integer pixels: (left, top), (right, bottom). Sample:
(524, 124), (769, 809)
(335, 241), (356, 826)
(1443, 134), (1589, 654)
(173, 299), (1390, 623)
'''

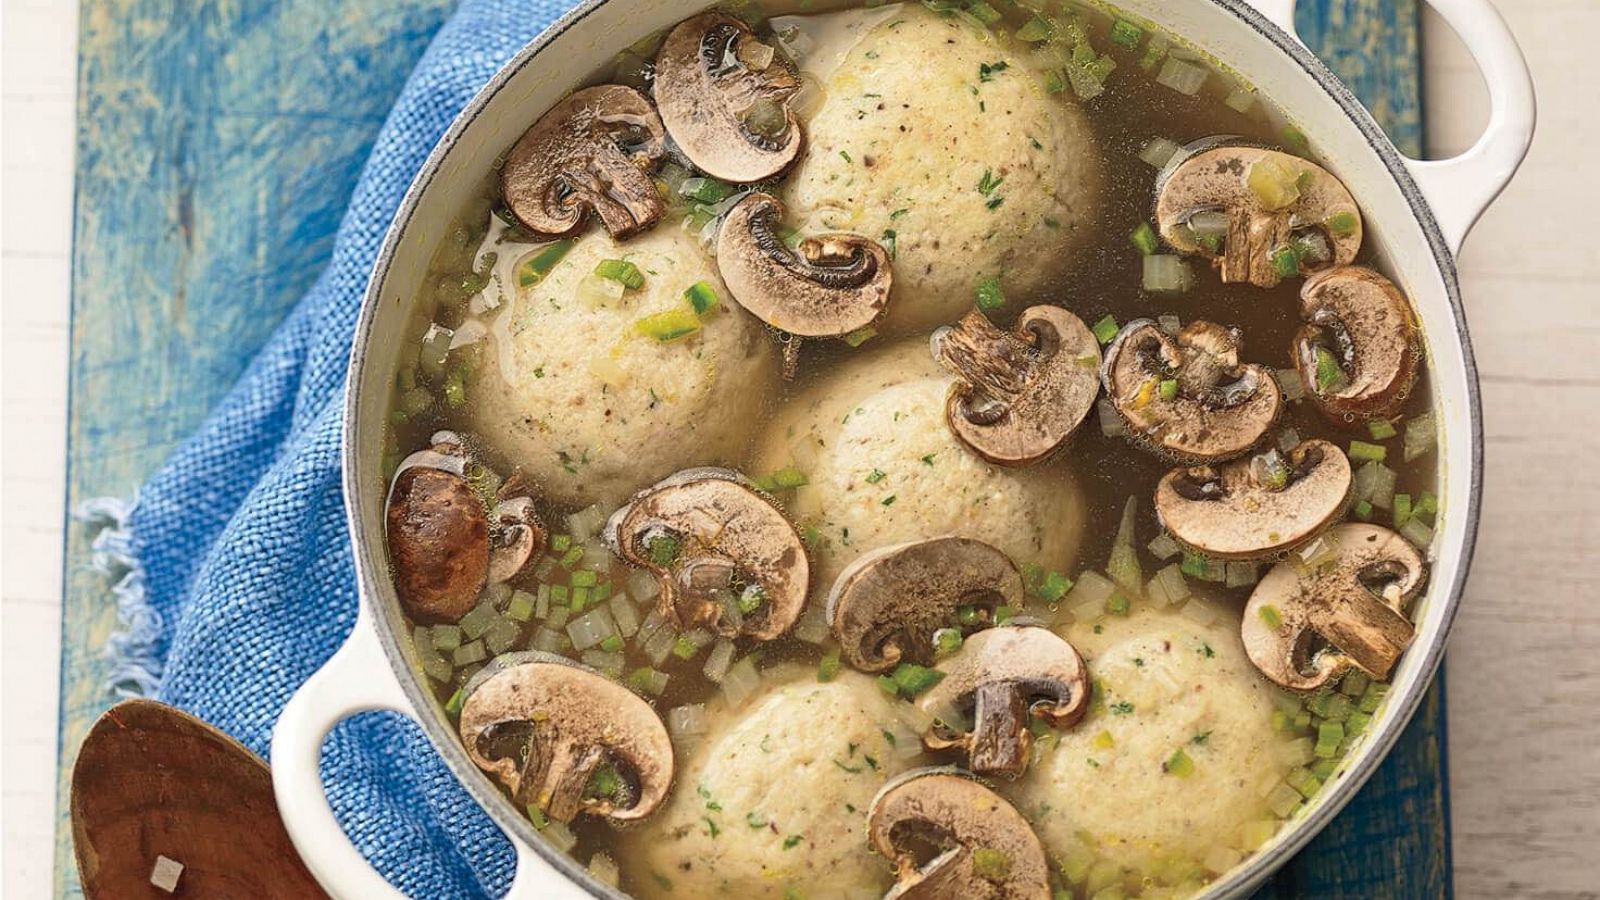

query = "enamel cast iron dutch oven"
(271, 0), (1535, 895)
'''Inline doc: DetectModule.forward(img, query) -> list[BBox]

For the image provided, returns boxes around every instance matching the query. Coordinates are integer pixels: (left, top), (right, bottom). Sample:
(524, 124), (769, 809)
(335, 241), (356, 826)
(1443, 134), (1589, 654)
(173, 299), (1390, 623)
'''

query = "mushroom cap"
(1154, 438), (1353, 560)
(715, 192), (893, 338)
(605, 467), (809, 640)
(500, 85), (667, 241)
(1243, 523), (1427, 691)
(917, 627), (1090, 777)
(827, 536), (1023, 673)
(654, 13), (803, 183)
(385, 447), (488, 623)
(1156, 144), (1362, 288)
(1101, 319), (1283, 464)
(868, 768), (1051, 900)
(1295, 265), (1422, 426)
(458, 652), (674, 823)
(933, 306), (1102, 467)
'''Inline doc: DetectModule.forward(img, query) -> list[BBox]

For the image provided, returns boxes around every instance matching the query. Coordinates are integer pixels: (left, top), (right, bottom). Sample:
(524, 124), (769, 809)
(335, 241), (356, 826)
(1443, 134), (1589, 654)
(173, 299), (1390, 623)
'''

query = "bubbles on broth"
(381, 1), (1441, 897)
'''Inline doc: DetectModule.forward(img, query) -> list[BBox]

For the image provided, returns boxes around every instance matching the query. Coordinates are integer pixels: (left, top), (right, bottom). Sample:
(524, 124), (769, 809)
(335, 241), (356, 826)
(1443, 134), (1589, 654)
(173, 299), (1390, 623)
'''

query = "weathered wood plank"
(56, 0), (1440, 897)
(55, 2), (455, 895)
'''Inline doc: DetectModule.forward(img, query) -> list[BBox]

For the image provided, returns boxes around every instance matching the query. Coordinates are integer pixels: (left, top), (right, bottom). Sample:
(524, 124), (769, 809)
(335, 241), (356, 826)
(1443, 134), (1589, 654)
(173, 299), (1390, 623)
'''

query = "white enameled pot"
(271, 0), (1535, 896)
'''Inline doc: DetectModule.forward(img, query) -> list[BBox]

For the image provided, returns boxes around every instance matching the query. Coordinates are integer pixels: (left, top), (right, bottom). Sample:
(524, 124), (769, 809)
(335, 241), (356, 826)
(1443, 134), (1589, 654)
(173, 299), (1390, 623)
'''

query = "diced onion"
(542, 820), (579, 852)
(1064, 571), (1117, 620)
(1156, 57), (1209, 96)
(576, 272), (625, 308)
(1142, 254), (1195, 293)
(703, 639), (737, 682)
(1399, 518), (1435, 549)
(641, 624), (678, 666)
(628, 569), (662, 604)
(579, 544), (612, 572)
(792, 604), (831, 644)
(1147, 563), (1190, 608)
(1276, 427), (1303, 453)
(418, 323), (454, 378)
(1295, 532), (1342, 572)
(667, 703), (710, 738)
(721, 657), (763, 708)
(1275, 368), (1306, 402)
(565, 505), (607, 543)
(1157, 314), (1182, 336)
(566, 607), (618, 651)
(1224, 85), (1256, 113)
(1147, 532), (1181, 561)
(1097, 397), (1128, 438)
(531, 627), (565, 654)
(579, 649), (625, 677)
(545, 606), (570, 629)
(609, 594), (640, 637)
(484, 618), (522, 655)
(588, 853), (621, 888)
(587, 353), (627, 387)
(1226, 561), (1260, 588)
(1139, 137), (1183, 170)
(1404, 411), (1438, 462)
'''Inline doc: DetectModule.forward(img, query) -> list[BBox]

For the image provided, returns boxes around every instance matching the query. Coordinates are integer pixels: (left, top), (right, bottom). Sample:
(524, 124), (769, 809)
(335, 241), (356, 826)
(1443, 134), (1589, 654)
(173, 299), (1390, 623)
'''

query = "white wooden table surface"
(3, 1), (1597, 897)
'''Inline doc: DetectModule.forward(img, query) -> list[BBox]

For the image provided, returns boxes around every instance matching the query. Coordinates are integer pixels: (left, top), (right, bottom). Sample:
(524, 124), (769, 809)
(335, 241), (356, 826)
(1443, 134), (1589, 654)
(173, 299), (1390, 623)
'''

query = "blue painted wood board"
(56, 0), (1441, 896)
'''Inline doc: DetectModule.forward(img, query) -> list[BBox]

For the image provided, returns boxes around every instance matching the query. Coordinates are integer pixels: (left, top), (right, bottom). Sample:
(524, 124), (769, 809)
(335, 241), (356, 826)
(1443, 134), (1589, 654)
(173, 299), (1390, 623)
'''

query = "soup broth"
(381, 1), (1441, 896)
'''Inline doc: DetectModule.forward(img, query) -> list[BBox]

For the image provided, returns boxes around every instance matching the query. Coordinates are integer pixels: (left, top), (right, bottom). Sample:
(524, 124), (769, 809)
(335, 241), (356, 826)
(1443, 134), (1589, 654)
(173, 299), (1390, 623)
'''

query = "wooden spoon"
(71, 698), (330, 898)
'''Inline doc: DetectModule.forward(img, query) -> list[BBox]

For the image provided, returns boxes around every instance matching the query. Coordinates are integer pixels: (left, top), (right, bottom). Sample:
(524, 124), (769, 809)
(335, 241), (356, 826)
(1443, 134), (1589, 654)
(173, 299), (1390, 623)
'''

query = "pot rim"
(339, 1), (1483, 896)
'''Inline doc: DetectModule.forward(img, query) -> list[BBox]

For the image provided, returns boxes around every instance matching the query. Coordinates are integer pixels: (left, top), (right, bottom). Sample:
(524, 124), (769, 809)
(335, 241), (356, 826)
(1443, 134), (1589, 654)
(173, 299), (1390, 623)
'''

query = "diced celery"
(1092, 315), (1119, 344)
(1130, 221), (1159, 256)
(1368, 419), (1398, 441)
(1314, 720), (1345, 758)
(1109, 18), (1143, 49)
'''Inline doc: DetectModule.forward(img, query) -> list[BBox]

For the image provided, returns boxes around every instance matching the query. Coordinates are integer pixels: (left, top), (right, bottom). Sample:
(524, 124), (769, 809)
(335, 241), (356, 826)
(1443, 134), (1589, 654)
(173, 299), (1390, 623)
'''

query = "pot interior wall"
(345, 1), (1475, 895)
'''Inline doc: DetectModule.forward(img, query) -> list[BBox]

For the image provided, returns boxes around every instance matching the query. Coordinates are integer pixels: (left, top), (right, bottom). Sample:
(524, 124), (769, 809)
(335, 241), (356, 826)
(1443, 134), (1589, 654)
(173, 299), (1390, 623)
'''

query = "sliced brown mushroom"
(1156, 144), (1362, 288)
(386, 442), (487, 623)
(931, 306), (1102, 467)
(868, 769), (1051, 900)
(827, 537), (1023, 674)
(500, 84), (667, 240)
(1101, 319), (1283, 463)
(1242, 523), (1427, 691)
(917, 627), (1089, 778)
(485, 495), (547, 584)
(1295, 266), (1422, 426)
(716, 192), (892, 340)
(604, 467), (808, 640)
(1155, 438), (1353, 560)
(653, 13), (803, 183)
(458, 652), (673, 823)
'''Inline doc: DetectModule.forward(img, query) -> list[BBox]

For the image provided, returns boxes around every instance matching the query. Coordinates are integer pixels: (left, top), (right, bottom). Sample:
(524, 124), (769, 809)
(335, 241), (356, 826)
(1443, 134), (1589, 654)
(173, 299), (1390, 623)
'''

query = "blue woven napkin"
(104, 1), (578, 895)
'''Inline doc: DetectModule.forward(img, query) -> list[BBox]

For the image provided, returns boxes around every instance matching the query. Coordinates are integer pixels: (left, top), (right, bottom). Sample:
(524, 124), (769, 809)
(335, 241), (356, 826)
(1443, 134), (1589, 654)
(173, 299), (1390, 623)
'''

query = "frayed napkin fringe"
(75, 494), (164, 698)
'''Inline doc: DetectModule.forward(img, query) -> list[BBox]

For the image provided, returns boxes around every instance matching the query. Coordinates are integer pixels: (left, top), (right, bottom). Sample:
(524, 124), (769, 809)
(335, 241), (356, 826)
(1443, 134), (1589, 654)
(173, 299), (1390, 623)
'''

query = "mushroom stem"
(932, 311), (1031, 406)
(1225, 208), (1291, 286)
(967, 682), (1032, 777)
(536, 739), (607, 823)
(1315, 584), (1415, 678)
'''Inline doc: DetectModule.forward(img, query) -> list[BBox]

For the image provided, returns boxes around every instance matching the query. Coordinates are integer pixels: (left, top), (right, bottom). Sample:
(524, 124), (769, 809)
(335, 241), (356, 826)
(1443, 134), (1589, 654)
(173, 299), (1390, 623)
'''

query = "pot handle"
(270, 606), (588, 899)
(1243, 0), (1536, 255)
